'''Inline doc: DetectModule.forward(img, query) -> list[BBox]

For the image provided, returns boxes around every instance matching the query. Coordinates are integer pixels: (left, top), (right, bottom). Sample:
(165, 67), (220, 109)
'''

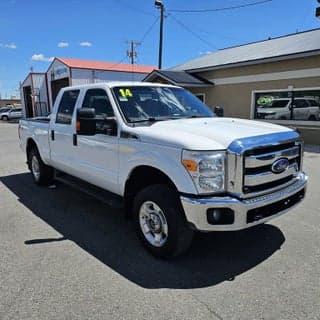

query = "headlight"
(182, 150), (226, 194)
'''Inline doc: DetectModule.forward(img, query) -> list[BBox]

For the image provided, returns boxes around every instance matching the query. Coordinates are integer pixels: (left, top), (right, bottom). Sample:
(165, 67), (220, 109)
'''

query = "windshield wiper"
(130, 117), (163, 124)
(182, 115), (209, 119)
(129, 115), (209, 124)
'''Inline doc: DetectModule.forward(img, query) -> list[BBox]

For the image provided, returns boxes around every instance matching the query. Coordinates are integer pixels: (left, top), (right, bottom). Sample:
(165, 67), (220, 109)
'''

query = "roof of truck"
(61, 82), (179, 91)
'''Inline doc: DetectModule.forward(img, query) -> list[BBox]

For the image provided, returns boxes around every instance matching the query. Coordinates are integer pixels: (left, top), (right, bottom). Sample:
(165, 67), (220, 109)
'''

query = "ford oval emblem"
(271, 158), (289, 174)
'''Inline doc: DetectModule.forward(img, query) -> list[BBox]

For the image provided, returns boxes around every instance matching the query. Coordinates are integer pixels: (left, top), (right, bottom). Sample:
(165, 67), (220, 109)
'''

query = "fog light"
(207, 208), (235, 225)
(212, 209), (221, 221)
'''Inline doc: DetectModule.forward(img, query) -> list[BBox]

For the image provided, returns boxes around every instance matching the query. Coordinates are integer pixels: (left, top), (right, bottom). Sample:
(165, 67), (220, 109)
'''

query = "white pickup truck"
(19, 82), (307, 258)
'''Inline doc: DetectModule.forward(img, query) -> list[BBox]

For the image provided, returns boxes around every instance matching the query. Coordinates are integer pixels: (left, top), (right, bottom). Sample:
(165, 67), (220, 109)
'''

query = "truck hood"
(130, 117), (292, 150)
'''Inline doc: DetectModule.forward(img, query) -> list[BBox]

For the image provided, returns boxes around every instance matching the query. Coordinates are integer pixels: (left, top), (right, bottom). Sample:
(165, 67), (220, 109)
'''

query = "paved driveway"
(0, 121), (319, 319)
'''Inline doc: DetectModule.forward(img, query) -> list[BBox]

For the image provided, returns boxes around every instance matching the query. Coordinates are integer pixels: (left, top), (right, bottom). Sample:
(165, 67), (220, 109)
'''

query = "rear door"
(293, 99), (309, 120)
(9, 108), (22, 119)
(49, 89), (80, 175)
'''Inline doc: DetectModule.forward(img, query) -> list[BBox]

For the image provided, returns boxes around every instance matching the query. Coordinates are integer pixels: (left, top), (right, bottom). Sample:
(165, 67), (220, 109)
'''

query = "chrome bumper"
(180, 172), (307, 232)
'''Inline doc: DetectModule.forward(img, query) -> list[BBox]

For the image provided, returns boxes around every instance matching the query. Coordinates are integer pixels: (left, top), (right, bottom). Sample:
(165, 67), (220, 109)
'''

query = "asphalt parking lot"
(0, 121), (319, 320)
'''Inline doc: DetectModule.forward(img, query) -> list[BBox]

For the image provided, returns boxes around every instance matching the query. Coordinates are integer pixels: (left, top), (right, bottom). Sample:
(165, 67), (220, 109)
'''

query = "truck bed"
(19, 118), (51, 164)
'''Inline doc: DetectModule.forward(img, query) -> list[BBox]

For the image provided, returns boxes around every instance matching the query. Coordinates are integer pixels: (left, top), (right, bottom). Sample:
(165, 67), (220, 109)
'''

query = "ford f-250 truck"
(19, 82), (308, 258)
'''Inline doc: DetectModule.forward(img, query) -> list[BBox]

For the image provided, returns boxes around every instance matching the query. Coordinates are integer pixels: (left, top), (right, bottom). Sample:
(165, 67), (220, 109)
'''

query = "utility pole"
(127, 40), (141, 65)
(316, 0), (320, 18)
(155, 0), (165, 69)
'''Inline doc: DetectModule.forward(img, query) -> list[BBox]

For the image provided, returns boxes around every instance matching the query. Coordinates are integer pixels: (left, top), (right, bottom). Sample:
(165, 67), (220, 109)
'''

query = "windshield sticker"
(119, 88), (133, 98)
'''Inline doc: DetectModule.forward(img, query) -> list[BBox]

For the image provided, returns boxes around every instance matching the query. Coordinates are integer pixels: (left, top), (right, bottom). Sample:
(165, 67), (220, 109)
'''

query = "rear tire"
(28, 148), (53, 186)
(133, 184), (194, 259)
(2, 116), (8, 121)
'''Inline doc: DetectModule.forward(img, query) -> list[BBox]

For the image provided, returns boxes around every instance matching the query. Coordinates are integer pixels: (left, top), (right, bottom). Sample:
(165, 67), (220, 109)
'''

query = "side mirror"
(214, 105), (224, 117)
(77, 108), (96, 135)
(96, 118), (117, 136)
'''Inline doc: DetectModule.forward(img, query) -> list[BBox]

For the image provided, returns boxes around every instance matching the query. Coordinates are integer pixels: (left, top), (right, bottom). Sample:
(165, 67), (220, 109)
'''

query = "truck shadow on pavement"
(1, 172), (286, 289)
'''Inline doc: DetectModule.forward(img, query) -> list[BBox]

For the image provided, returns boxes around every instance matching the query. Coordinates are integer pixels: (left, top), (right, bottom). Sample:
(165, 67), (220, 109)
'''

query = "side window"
(56, 90), (80, 124)
(82, 88), (115, 134)
(308, 99), (318, 107)
(294, 100), (308, 108)
(82, 89), (114, 117)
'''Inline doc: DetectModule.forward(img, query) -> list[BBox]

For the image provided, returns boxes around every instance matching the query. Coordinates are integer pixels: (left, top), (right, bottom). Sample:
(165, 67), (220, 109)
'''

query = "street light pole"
(316, 0), (320, 17)
(155, 0), (164, 69)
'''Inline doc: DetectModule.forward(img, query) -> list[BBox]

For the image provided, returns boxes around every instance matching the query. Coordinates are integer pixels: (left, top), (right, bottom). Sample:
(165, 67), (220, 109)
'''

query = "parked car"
(1, 108), (23, 121)
(19, 83), (307, 258)
(0, 106), (13, 115)
(256, 97), (320, 120)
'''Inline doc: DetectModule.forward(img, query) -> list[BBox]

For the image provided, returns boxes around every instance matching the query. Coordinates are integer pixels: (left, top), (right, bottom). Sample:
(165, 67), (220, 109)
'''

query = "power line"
(169, 14), (218, 49)
(169, 0), (272, 13)
(139, 16), (160, 43)
(123, 16), (160, 66)
(113, 0), (156, 17)
(107, 56), (129, 69)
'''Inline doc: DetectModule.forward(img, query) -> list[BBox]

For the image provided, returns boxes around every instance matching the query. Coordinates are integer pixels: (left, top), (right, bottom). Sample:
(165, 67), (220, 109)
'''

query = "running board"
(54, 170), (124, 209)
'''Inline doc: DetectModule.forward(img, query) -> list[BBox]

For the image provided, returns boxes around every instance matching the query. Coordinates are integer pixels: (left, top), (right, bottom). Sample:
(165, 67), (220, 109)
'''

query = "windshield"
(112, 86), (214, 123)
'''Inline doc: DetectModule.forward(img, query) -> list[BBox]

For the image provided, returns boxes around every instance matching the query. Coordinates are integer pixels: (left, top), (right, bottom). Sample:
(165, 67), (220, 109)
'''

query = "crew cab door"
(49, 89), (80, 175)
(73, 88), (119, 194)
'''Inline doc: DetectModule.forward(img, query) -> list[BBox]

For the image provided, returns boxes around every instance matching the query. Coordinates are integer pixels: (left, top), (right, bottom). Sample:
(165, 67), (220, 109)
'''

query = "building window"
(254, 89), (320, 122)
(195, 93), (205, 103)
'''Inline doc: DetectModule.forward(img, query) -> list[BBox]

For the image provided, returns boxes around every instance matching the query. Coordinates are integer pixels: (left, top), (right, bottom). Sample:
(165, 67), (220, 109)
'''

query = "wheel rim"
(31, 155), (40, 181)
(139, 201), (168, 247)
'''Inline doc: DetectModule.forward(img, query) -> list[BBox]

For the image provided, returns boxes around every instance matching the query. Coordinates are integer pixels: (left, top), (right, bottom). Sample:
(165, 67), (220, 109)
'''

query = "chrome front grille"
(242, 142), (300, 195)
(227, 131), (303, 199)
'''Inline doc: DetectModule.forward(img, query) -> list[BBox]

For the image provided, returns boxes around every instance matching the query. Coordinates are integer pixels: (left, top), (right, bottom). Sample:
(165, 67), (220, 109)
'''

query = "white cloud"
(0, 43), (17, 49)
(57, 41), (69, 48)
(31, 54), (54, 62)
(79, 41), (92, 47)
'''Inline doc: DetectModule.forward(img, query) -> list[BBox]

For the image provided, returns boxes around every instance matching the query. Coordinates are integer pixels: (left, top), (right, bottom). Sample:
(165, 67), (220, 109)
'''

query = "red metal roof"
(57, 57), (156, 74)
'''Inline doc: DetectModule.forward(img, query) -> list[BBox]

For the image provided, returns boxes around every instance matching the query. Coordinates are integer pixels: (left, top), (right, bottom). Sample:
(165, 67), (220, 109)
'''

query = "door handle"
(51, 130), (55, 141)
(73, 134), (77, 146)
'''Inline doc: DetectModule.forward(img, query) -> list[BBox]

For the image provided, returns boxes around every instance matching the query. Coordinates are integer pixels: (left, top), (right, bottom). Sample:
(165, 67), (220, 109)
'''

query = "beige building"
(145, 28), (320, 144)
(0, 98), (21, 108)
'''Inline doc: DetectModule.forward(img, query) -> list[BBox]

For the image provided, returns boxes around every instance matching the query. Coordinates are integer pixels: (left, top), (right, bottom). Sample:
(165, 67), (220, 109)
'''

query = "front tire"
(28, 148), (53, 185)
(133, 184), (194, 259)
(2, 115), (8, 121)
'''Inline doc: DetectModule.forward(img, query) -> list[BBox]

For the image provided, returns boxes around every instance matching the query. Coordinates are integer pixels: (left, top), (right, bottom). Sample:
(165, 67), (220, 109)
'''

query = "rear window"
(307, 99), (319, 106)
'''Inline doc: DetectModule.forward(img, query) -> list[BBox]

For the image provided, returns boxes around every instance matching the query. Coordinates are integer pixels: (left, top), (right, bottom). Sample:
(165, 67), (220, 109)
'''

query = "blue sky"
(0, 0), (319, 98)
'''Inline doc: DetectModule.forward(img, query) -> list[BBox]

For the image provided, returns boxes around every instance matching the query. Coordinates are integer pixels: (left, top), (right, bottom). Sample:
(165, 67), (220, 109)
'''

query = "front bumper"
(180, 172), (307, 232)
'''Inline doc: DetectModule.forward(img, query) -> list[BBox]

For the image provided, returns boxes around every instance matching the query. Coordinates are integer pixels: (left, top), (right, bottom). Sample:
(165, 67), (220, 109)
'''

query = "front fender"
(118, 147), (197, 196)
